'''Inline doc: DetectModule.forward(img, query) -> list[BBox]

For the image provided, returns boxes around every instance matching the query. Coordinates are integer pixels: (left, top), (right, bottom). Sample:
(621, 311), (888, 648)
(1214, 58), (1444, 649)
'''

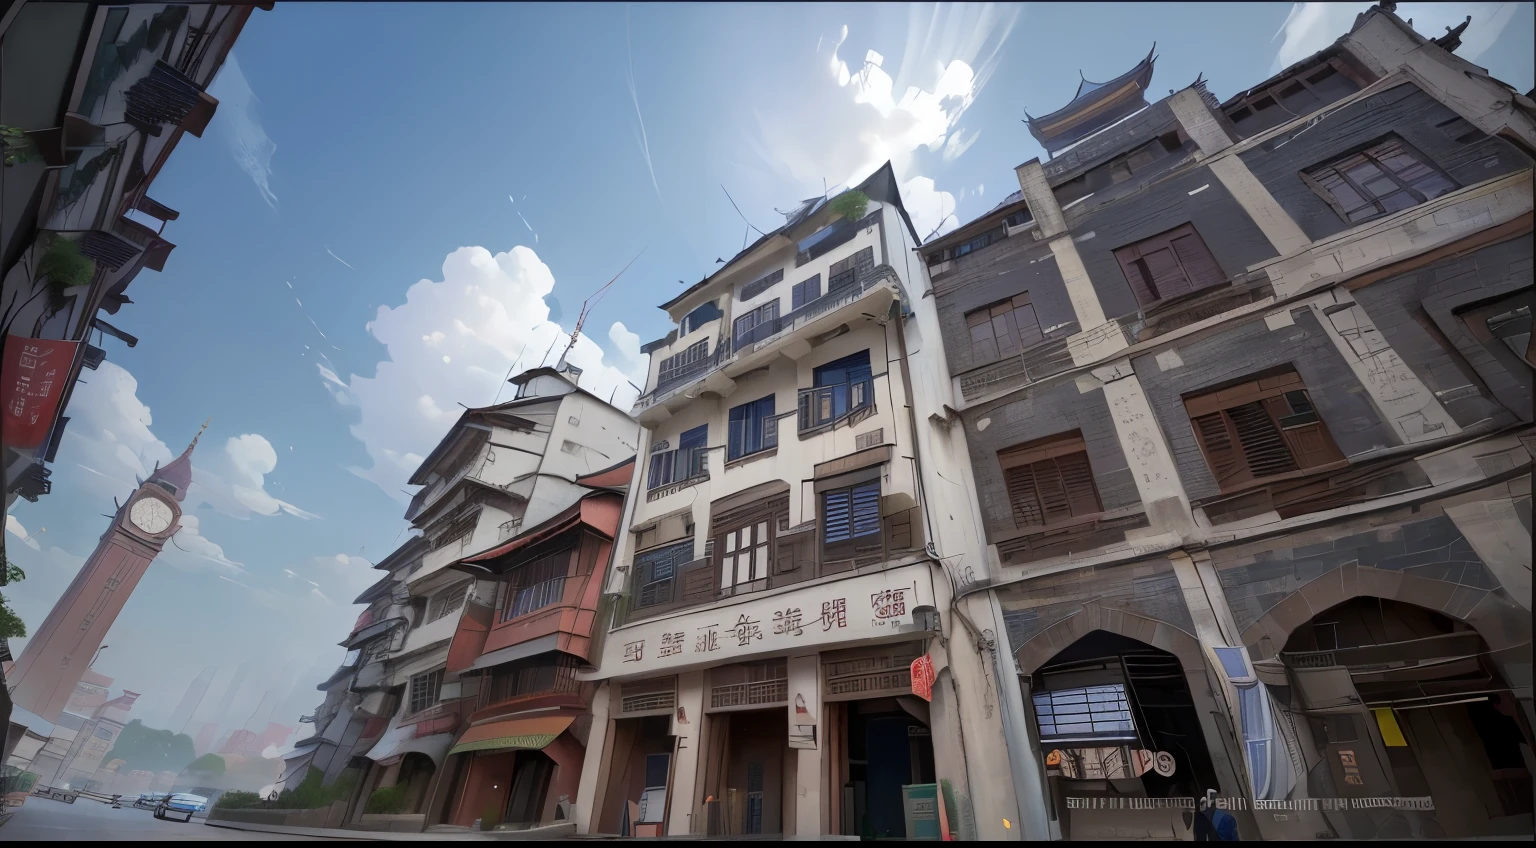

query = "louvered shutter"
(823, 488), (853, 544)
(850, 481), (881, 540)
(1115, 244), (1160, 306)
(1142, 247), (1190, 299)
(1228, 401), (1298, 477)
(1004, 464), (1045, 527)
(1192, 412), (1247, 486)
(1170, 231), (1226, 292)
(1057, 452), (1102, 516)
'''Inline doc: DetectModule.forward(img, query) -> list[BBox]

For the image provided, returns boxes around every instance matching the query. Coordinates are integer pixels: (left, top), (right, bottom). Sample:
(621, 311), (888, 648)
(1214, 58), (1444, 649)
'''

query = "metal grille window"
(657, 340), (709, 386)
(998, 432), (1102, 529)
(1032, 684), (1137, 743)
(633, 540), (692, 609)
(408, 669), (443, 715)
(1302, 136), (1458, 225)
(727, 395), (777, 460)
(1112, 222), (1227, 306)
(1185, 368), (1344, 491)
(426, 583), (470, 623)
(732, 300), (781, 351)
(431, 510), (478, 551)
(966, 293), (1043, 362)
(827, 253), (860, 291)
(503, 549), (570, 620)
(720, 520), (771, 594)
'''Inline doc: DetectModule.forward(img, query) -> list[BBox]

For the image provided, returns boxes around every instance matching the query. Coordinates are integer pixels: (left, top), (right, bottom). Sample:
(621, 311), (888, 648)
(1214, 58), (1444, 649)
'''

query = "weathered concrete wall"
(963, 379), (1139, 536)
(995, 557), (1193, 653)
(1239, 82), (1533, 243)
(1068, 164), (1281, 322)
(932, 236), (1078, 376)
(1132, 308), (1394, 501)
(1352, 236), (1534, 424)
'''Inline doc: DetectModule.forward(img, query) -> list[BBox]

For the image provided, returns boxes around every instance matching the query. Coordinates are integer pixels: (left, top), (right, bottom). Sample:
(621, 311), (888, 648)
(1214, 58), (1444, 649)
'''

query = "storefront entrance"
(1278, 597), (1534, 839)
(701, 708), (788, 835)
(825, 699), (935, 839)
(598, 714), (674, 836)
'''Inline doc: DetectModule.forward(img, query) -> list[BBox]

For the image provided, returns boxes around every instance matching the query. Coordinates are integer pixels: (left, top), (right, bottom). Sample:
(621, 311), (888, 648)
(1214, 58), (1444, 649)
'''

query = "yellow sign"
(1045, 750), (1062, 766)
(1373, 708), (1408, 747)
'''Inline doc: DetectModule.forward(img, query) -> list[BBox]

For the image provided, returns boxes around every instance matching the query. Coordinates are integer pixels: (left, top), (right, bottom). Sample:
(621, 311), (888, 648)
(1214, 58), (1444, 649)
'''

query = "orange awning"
(447, 716), (574, 756)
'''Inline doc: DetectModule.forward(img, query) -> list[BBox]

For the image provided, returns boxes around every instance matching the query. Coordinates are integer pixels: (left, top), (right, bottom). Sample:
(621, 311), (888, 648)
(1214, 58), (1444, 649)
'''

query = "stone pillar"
(1443, 496), (1533, 612)
(1015, 159), (1109, 335)
(571, 681), (612, 835)
(667, 671), (707, 836)
(378, 760), (402, 789)
(1091, 359), (1196, 540)
(786, 654), (822, 836)
(1309, 288), (1462, 445)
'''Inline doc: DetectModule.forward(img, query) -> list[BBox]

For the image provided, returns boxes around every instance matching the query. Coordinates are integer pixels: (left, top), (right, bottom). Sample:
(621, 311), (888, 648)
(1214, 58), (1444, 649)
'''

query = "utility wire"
(721, 184), (766, 236)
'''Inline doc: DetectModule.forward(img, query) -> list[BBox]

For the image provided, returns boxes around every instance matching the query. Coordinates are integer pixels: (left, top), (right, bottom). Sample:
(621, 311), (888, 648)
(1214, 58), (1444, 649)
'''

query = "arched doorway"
(1019, 621), (1240, 841)
(1272, 596), (1534, 838)
(397, 753), (437, 815)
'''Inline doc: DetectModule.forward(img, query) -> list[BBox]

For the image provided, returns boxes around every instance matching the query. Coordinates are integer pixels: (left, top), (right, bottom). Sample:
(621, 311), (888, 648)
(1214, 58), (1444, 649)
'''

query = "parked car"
(133, 792), (168, 810)
(153, 793), (207, 823)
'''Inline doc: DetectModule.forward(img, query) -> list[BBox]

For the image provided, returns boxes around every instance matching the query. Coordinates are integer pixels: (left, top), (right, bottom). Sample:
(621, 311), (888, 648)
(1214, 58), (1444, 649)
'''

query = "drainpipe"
(984, 591), (1051, 841)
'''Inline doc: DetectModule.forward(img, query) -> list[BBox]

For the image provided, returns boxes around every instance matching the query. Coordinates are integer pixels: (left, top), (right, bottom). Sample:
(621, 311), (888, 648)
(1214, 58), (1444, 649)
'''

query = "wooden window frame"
(997, 431), (1103, 531)
(727, 394), (778, 461)
(1300, 135), (1459, 226)
(633, 540), (692, 609)
(426, 582), (470, 624)
(1184, 368), (1347, 493)
(965, 292), (1043, 363)
(717, 517), (772, 597)
(407, 668), (443, 716)
(732, 299), (781, 351)
(819, 475), (883, 565)
(501, 547), (571, 621)
(1112, 222), (1227, 307)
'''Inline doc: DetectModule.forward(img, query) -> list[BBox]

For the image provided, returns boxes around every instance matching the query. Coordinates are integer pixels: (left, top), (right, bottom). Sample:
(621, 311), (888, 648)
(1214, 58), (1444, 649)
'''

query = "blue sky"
(6, 2), (1532, 738)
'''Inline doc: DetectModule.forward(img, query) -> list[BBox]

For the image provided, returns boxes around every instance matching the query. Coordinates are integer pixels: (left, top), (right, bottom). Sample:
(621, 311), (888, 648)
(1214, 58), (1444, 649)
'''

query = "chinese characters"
(773, 607), (803, 636)
(622, 640), (644, 663)
(821, 599), (847, 631)
(871, 587), (908, 619)
(659, 631), (684, 658)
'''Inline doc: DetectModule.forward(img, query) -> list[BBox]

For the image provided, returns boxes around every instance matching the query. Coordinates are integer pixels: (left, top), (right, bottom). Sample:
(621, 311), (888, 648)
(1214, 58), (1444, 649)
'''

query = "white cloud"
(224, 434), (321, 520)
(752, 6), (1021, 242)
(6, 514), (40, 550)
(332, 244), (649, 503)
(311, 553), (375, 599)
(208, 52), (278, 209)
(162, 513), (245, 575)
(1270, 2), (1518, 73)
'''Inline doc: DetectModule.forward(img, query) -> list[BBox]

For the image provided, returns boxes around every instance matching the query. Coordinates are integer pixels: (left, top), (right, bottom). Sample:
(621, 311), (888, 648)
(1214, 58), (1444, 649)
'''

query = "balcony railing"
(478, 656), (585, 710)
(647, 445), (708, 491)
(1279, 631), (1484, 671)
(710, 678), (788, 709)
(798, 377), (873, 432)
(655, 338), (730, 396)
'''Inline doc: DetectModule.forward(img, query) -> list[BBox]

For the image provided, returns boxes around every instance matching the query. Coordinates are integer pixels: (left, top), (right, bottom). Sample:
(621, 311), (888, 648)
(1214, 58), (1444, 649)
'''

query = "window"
(657, 340), (709, 388)
(634, 540), (692, 608)
(649, 425), (708, 489)
(797, 218), (859, 263)
(1112, 223), (1227, 306)
(720, 519), (771, 594)
(426, 583), (470, 623)
(733, 300), (780, 351)
(485, 655), (574, 703)
(800, 350), (872, 431)
(827, 254), (859, 291)
(739, 269), (783, 301)
(999, 432), (1103, 529)
(1214, 647), (1287, 801)
(1032, 684), (1137, 743)
(791, 275), (821, 309)
(1184, 368), (1345, 491)
(502, 549), (570, 620)
(680, 301), (722, 335)
(1303, 136), (1458, 225)
(727, 395), (777, 460)
(408, 669), (443, 715)
(1003, 209), (1032, 228)
(821, 479), (881, 550)
(431, 510), (478, 551)
(965, 293), (1043, 362)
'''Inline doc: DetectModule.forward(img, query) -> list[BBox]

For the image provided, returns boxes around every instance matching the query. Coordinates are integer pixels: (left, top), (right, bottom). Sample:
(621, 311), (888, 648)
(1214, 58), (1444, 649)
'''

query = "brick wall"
(962, 379), (1139, 537)
(995, 557), (1194, 655)
(1132, 308), (1393, 501)
(1352, 236), (1534, 425)
(932, 235), (1078, 376)
(1239, 82), (1534, 243)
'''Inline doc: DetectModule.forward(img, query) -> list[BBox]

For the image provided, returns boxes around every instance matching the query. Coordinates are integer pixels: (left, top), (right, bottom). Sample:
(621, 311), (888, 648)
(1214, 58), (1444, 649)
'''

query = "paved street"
(1, 797), (330, 841)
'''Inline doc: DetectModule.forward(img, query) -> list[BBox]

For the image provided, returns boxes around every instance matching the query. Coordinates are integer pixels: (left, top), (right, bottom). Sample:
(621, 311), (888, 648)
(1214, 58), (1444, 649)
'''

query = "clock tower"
(8, 422), (206, 723)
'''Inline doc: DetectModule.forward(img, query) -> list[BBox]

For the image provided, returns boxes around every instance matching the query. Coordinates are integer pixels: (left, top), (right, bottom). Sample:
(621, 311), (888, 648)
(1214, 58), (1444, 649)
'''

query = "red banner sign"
(2, 335), (78, 450)
(910, 654), (936, 702)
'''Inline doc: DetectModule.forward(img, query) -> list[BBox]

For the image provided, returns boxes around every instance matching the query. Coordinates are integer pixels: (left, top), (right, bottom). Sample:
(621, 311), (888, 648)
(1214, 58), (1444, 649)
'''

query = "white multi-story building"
(572, 164), (1022, 840)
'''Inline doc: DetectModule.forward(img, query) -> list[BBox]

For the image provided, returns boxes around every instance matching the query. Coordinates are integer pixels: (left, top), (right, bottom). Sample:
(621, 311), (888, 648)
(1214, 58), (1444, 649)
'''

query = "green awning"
(447, 716), (572, 756)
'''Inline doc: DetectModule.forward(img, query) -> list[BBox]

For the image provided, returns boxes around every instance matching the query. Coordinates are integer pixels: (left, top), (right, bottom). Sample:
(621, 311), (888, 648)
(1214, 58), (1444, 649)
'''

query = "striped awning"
(447, 716), (573, 757)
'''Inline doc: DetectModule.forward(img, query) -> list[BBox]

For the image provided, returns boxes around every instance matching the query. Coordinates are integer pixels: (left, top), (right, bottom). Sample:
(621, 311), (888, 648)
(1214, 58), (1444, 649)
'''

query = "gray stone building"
(923, 5), (1532, 841)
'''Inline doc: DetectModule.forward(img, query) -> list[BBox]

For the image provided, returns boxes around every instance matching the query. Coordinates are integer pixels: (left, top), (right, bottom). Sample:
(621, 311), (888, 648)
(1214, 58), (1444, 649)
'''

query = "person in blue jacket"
(1195, 789), (1240, 841)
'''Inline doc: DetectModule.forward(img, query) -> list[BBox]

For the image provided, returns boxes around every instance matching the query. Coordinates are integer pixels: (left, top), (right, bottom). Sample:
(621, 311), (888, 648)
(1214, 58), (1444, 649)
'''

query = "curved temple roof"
(1025, 45), (1157, 157)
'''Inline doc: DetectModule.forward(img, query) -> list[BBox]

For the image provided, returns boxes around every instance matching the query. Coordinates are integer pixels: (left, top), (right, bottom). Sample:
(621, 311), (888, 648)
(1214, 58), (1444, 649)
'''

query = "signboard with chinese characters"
(2, 336), (78, 450)
(910, 654), (936, 702)
(596, 564), (936, 677)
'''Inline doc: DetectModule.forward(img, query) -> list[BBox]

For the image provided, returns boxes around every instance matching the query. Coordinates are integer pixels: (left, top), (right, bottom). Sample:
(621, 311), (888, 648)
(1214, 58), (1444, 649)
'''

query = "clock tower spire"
(8, 419), (208, 723)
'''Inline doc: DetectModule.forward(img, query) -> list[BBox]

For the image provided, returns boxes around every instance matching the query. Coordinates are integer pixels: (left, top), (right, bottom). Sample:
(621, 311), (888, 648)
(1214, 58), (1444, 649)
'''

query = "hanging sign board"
(910, 654), (936, 702)
(2, 336), (78, 450)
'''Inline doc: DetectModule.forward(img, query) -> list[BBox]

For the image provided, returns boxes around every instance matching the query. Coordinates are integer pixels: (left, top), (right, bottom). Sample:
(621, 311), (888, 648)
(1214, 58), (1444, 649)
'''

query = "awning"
(463, 634), (558, 673)
(277, 744), (321, 785)
(448, 716), (574, 757)
(366, 727), (453, 767)
(342, 617), (406, 648)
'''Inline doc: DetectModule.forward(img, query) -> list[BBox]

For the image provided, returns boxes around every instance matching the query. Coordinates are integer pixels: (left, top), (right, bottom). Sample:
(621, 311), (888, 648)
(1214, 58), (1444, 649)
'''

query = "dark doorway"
(841, 700), (935, 839)
(503, 750), (554, 826)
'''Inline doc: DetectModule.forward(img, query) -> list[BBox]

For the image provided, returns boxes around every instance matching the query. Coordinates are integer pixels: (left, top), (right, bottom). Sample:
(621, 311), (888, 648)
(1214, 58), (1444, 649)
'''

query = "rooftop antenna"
(554, 245), (647, 371)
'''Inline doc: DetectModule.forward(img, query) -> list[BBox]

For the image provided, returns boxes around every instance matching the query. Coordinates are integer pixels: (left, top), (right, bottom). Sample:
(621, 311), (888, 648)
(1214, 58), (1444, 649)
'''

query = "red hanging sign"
(2, 335), (78, 450)
(910, 654), (936, 702)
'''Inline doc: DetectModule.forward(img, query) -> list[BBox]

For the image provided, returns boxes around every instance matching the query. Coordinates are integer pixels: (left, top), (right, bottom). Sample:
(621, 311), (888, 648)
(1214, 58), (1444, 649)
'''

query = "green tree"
(186, 753), (226, 777)
(0, 548), (25, 639)
(101, 720), (198, 774)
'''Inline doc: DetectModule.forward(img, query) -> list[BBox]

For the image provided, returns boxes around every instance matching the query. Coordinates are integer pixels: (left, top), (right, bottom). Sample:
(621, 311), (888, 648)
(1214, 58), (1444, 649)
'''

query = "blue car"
(153, 792), (207, 823)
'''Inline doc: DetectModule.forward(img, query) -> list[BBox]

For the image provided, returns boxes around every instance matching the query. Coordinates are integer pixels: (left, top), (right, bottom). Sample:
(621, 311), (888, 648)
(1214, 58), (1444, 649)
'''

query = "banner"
(911, 654), (936, 702)
(2, 335), (78, 450)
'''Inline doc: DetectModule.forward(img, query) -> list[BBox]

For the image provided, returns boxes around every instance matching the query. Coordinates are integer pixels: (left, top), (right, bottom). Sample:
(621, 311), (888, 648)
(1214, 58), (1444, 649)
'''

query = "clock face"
(129, 496), (175, 535)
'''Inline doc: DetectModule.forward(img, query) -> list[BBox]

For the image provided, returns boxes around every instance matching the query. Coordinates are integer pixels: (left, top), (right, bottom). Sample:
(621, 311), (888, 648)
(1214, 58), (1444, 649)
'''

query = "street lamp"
(90, 644), (110, 668)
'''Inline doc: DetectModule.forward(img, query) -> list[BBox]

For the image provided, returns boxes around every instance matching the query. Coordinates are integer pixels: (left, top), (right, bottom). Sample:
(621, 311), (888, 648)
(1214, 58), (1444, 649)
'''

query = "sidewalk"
(203, 819), (578, 841)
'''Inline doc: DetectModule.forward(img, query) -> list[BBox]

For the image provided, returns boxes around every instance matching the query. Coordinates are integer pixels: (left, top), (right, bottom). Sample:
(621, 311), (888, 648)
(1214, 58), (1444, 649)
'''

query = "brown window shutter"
(1141, 247), (1190, 299)
(1057, 451), (1102, 516)
(1228, 401), (1298, 477)
(1169, 231), (1226, 292)
(1115, 245), (1159, 306)
(1004, 464), (1045, 527)
(1192, 411), (1248, 486)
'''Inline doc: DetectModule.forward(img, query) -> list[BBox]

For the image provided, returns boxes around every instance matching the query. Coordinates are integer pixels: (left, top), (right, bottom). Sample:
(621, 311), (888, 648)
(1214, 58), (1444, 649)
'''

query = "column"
(1015, 160), (1111, 340)
(786, 654), (822, 836)
(667, 671), (707, 836)
(1092, 359), (1198, 540)
(571, 681), (611, 834)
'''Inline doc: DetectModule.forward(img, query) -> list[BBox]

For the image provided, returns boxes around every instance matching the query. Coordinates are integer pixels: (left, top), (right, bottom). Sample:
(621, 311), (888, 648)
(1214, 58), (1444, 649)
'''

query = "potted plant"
(827, 190), (869, 223)
(37, 235), (96, 309)
(1, 126), (36, 167)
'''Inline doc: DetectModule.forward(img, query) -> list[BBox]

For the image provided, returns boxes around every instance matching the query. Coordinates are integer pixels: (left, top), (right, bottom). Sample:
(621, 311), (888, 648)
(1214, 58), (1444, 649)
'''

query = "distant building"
(168, 667), (217, 736)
